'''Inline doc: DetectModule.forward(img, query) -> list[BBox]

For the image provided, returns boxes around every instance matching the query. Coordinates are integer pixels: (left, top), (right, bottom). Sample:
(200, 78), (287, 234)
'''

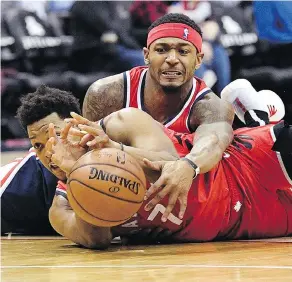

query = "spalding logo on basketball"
(67, 148), (146, 227)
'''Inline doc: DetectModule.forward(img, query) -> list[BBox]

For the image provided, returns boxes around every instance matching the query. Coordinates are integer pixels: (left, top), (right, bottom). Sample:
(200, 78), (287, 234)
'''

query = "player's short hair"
(148, 13), (202, 37)
(16, 85), (81, 129)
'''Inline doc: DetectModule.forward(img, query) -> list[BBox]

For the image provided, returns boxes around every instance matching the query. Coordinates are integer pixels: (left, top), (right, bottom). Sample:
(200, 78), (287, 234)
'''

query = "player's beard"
(161, 84), (183, 94)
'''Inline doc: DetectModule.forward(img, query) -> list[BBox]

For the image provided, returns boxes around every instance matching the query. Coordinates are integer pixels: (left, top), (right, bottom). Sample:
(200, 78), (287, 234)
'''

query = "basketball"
(67, 148), (146, 227)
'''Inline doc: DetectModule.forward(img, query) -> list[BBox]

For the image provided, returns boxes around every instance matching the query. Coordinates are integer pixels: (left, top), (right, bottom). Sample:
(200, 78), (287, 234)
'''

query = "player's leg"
(221, 79), (269, 127)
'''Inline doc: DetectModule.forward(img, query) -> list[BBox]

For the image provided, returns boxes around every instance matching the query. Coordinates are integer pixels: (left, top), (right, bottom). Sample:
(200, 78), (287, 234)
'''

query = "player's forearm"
(110, 141), (178, 165)
(49, 197), (112, 249)
(108, 141), (178, 182)
(185, 122), (233, 173)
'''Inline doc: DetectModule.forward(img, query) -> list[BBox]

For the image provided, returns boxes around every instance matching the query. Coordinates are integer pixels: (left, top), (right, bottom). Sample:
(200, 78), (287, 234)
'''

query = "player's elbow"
(48, 205), (63, 236)
(49, 205), (112, 250)
(76, 228), (112, 250)
(81, 236), (111, 250)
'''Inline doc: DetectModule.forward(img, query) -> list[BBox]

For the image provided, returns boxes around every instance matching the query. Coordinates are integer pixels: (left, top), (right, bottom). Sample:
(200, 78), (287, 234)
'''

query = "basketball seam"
(69, 188), (134, 223)
(69, 163), (146, 190)
(68, 179), (144, 204)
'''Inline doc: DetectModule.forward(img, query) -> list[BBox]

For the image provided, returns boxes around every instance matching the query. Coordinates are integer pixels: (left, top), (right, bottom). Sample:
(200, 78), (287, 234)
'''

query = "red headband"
(147, 23), (202, 52)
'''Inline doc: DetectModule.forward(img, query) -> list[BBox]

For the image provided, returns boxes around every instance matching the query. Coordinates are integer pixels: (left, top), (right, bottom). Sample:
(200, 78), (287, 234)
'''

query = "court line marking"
(2, 265), (292, 270)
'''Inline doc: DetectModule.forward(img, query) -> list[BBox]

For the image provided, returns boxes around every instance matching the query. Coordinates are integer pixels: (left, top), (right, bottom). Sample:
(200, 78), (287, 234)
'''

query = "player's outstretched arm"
(187, 92), (234, 173)
(103, 108), (179, 162)
(49, 195), (112, 249)
(143, 93), (234, 221)
(70, 109), (179, 182)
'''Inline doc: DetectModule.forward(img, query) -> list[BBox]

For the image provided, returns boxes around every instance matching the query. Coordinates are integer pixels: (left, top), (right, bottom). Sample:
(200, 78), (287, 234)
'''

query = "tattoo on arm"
(190, 92), (234, 127)
(187, 92), (234, 166)
(82, 75), (124, 121)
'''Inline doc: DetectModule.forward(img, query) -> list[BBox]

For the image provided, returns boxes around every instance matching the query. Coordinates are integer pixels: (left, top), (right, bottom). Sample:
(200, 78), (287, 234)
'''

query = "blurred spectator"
(69, 1), (144, 73)
(47, 0), (75, 14)
(254, 1), (292, 43)
(167, 0), (212, 24)
(130, 0), (172, 46)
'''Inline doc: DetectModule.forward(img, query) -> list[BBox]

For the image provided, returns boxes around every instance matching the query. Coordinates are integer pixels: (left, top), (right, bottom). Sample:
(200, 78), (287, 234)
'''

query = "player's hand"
(143, 159), (195, 221)
(45, 122), (87, 175)
(68, 112), (111, 150)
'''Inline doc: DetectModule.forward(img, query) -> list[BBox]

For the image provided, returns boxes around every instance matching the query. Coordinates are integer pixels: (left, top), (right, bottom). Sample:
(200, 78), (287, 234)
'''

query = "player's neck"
(144, 73), (193, 122)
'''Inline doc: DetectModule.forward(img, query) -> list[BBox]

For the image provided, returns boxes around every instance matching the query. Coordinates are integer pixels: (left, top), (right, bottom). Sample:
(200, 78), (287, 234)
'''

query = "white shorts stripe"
(125, 71), (131, 108)
(0, 152), (36, 197)
(137, 68), (148, 109)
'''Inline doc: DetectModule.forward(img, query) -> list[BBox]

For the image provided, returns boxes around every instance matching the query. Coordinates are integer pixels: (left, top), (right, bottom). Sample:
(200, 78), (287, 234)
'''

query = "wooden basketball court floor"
(1, 235), (292, 282)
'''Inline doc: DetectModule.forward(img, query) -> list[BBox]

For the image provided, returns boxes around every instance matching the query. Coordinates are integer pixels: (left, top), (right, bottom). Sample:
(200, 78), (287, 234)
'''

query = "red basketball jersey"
(115, 122), (292, 241)
(57, 123), (292, 241)
(123, 66), (211, 133)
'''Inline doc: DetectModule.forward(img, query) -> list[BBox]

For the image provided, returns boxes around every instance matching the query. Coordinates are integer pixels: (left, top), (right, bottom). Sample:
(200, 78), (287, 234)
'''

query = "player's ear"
(143, 47), (150, 65)
(195, 52), (204, 69)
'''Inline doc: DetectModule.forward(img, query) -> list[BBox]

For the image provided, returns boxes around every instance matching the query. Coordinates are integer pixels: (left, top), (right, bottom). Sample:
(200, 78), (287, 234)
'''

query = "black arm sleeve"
(272, 121), (292, 154)
(272, 121), (292, 179)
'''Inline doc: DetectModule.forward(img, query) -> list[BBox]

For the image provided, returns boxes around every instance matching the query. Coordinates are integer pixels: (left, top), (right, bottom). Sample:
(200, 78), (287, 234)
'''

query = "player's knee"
(221, 79), (254, 103)
(221, 79), (270, 124)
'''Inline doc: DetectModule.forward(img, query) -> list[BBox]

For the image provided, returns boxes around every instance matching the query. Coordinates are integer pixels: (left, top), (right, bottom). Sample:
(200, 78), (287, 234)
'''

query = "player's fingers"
(86, 135), (108, 148)
(45, 137), (54, 154)
(45, 137), (54, 153)
(64, 118), (74, 123)
(178, 194), (188, 219)
(161, 192), (178, 222)
(87, 139), (102, 148)
(48, 123), (58, 139)
(70, 112), (91, 125)
(69, 127), (88, 137)
(45, 143), (53, 158)
(144, 185), (170, 211)
(143, 159), (164, 171)
(47, 137), (57, 151)
(78, 124), (104, 136)
(69, 141), (80, 147)
(60, 121), (72, 140)
(144, 176), (166, 200)
(79, 134), (94, 147)
(51, 153), (60, 167)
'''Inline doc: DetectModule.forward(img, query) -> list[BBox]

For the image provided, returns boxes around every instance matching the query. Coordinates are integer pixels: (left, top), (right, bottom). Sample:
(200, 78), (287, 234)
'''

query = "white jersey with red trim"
(123, 66), (211, 133)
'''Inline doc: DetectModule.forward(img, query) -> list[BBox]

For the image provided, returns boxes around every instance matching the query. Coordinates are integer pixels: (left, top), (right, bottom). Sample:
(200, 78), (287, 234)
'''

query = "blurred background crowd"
(1, 0), (292, 151)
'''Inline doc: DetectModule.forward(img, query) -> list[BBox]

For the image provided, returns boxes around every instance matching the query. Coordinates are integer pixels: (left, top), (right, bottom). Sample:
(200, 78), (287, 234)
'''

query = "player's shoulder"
(87, 73), (124, 97)
(193, 75), (210, 92)
(127, 66), (148, 76)
(83, 73), (125, 120)
(1, 151), (38, 192)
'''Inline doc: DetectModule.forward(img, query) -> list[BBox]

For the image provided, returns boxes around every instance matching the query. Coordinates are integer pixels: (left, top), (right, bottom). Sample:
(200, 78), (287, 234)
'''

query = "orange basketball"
(67, 148), (146, 227)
